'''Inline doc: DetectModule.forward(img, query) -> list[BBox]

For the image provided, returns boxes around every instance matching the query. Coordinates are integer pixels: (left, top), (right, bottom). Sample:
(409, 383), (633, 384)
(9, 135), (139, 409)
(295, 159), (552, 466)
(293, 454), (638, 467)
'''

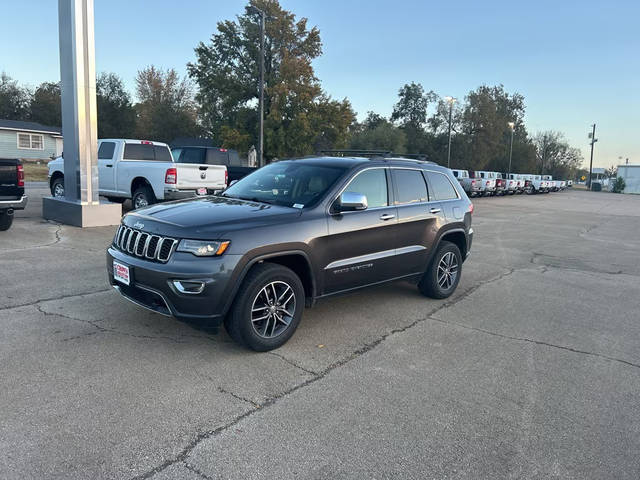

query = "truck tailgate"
(175, 164), (227, 190)
(0, 159), (21, 199)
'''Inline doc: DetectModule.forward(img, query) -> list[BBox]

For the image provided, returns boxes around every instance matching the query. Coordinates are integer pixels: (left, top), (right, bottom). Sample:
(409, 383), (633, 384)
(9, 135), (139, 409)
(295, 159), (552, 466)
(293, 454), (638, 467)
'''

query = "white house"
(617, 164), (640, 194)
(0, 119), (62, 160)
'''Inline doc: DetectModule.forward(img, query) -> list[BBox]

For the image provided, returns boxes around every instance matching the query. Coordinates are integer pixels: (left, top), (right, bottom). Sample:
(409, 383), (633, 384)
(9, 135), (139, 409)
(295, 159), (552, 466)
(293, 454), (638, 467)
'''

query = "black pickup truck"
(170, 146), (256, 184)
(0, 159), (27, 231)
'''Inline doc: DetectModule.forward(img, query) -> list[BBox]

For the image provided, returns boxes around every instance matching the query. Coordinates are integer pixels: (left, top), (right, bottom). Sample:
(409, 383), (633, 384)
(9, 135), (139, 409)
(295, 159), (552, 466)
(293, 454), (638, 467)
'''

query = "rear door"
(97, 141), (117, 192)
(323, 167), (398, 294)
(390, 168), (438, 276)
(425, 170), (461, 221)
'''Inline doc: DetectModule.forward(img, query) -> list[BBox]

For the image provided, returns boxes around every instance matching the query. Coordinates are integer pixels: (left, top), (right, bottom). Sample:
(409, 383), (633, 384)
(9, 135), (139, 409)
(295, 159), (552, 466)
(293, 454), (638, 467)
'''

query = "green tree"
(0, 72), (31, 121)
(30, 82), (61, 126)
(532, 130), (583, 178)
(188, 0), (353, 157)
(134, 66), (200, 143)
(350, 112), (406, 153)
(96, 72), (136, 138)
(391, 82), (436, 153)
(461, 85), (532, 171)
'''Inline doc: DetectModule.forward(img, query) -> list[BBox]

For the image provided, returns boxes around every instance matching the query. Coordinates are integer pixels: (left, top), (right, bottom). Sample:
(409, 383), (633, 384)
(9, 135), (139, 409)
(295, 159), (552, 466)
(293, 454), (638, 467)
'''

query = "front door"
(323, 167), (398, 294)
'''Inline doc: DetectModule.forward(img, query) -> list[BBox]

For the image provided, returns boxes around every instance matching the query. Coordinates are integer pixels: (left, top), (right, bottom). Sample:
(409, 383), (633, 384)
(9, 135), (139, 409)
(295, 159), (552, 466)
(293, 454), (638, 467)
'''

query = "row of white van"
(450, 170), (570, 197)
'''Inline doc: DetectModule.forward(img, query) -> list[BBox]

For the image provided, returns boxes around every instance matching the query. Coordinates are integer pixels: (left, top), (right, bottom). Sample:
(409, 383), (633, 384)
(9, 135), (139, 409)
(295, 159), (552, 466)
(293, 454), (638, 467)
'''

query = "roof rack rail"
(319, 149), (391, 157)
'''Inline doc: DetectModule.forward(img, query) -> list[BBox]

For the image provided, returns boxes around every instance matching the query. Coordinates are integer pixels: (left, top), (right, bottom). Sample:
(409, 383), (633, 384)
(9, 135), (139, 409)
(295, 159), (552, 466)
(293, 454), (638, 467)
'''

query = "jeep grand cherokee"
(107, 156), (473, 351)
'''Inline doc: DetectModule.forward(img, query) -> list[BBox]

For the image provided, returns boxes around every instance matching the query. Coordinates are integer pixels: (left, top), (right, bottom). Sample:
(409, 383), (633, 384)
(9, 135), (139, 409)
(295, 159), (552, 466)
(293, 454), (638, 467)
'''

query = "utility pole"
(258, 11), (265, 167)
(248, 5), (266, 167)
(507, 122), (515, 174)
(588, 124), (597, 189)
(444, 96), (456, 168)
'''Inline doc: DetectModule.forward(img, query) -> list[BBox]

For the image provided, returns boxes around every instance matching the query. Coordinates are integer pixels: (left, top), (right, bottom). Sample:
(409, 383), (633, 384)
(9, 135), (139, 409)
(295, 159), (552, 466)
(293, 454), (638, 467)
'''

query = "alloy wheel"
(53, 183), (64, 197)
(437, 251), (459, 290)
(134, 195), (148, 209)
(250, 281), (296, 338)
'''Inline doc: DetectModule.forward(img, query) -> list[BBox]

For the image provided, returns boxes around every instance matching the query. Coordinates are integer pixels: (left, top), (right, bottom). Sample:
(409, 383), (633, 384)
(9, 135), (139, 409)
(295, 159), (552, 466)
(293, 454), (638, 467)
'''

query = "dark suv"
(107, 156), (474, 351)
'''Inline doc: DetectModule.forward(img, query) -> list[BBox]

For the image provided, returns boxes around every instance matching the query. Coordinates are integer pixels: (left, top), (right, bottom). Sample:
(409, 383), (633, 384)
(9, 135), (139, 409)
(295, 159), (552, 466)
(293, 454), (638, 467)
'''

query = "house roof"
(0, 119), (62, 136)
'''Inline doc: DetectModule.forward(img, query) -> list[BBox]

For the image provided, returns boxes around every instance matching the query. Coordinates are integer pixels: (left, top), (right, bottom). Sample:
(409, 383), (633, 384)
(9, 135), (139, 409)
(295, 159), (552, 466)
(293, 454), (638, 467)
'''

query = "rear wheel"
(0, 210), (13, 231)
(419, 241), (462, 299)
(224, 263), (305, 351)
(51, 177), (64, 198)
(132, 185), (156, 209)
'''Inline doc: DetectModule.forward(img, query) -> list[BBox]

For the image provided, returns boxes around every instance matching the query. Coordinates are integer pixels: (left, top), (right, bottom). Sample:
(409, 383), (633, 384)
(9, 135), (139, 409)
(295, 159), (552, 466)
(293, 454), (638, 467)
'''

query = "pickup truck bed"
(0, 158), (27, 231)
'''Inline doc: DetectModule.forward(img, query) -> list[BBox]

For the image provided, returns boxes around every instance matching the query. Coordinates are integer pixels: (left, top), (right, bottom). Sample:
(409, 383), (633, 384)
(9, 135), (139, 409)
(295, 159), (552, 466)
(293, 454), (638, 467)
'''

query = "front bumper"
(107, 246), (243, 324)
(0, 195), (27, 210)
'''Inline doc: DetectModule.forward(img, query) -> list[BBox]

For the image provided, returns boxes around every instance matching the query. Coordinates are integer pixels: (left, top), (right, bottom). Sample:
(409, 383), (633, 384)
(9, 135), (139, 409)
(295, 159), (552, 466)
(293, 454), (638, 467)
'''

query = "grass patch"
(23, 162), (50, 182)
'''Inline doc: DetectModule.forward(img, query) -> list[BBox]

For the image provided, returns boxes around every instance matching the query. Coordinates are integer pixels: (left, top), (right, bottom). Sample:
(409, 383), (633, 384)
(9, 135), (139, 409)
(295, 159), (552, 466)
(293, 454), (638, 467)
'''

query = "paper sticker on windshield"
(272, 189), (279, 195)
(293, 203), (304, 209)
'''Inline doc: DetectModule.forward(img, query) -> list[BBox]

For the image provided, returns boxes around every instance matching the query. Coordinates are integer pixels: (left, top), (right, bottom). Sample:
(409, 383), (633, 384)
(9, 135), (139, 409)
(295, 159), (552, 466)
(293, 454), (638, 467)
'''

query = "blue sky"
(2, 0), (639, 168)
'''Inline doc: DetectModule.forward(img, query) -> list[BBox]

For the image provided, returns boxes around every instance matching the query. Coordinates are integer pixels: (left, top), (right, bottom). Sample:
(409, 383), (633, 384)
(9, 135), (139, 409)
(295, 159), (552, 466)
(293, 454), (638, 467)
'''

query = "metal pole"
(508, 127), (514, 175)
(446, 101), (453, 168)
(258, 11), (265, 167)
(588, 123), (596, 189)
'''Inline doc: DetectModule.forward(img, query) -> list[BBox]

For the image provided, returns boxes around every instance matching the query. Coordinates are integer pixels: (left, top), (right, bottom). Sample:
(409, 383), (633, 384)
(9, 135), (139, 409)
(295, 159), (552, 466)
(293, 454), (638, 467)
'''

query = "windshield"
(222, 162), (347, 208)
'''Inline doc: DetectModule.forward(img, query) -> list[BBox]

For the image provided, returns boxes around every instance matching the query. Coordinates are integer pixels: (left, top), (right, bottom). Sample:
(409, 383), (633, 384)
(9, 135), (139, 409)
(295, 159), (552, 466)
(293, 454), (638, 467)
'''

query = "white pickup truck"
(48, 139), (227, 209)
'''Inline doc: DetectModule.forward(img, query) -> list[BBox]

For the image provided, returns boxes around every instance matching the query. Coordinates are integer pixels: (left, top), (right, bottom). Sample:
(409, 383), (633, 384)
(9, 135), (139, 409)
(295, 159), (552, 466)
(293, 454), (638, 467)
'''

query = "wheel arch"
(221, 250), (316, 316)
(130, 176), (152, 196)
(49, 170), (64, 190)
(436, 228), (467, 259)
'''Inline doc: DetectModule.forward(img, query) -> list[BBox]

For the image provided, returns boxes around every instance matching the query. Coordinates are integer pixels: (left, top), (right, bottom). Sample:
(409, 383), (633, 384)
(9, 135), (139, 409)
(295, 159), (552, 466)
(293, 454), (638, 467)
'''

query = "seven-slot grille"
(113, 225), (177, 263)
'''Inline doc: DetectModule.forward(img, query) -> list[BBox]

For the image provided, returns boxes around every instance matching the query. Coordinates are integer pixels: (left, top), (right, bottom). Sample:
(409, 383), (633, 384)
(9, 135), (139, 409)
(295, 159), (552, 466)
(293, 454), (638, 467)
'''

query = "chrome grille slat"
(112, 226), (177, 263)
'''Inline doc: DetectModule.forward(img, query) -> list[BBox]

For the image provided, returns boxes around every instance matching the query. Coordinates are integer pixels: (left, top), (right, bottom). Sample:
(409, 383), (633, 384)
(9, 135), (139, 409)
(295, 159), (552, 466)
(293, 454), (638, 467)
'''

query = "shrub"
(612, 176), (626, 193)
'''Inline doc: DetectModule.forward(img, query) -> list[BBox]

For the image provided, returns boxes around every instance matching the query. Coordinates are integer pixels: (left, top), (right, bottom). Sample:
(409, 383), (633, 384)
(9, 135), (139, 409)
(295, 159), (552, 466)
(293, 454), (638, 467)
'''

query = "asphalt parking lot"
(2, 184), (640, 479)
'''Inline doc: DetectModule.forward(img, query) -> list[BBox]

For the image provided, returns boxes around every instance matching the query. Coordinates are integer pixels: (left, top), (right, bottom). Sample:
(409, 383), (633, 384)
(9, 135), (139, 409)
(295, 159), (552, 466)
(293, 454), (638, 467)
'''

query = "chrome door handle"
(429, 208), (442, 214)
(379, 213), (395, 221)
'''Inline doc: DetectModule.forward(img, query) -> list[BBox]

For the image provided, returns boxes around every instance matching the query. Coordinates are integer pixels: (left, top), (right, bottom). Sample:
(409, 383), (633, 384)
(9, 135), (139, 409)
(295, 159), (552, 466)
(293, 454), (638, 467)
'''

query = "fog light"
(173, 280), (205, 294)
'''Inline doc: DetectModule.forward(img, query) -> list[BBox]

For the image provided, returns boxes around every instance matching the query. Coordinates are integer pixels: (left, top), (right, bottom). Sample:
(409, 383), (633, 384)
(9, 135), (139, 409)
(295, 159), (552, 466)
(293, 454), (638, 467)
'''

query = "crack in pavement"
(132, 267), (524, 480)
(0, 288), (113, 312)
(216, 386), (261, 409)
(0, 222), (64, 255)
(426, 315), (640, 370)
(267, 351), (319, 376)
(35, 304), (217, 345)
(183, 461), (216, 480)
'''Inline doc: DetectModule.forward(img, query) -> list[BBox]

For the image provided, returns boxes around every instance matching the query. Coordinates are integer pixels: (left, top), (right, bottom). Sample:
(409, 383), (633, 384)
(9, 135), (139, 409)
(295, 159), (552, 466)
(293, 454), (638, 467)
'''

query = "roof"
(284, 156), (446, 171)
(0, 119), (62, 135)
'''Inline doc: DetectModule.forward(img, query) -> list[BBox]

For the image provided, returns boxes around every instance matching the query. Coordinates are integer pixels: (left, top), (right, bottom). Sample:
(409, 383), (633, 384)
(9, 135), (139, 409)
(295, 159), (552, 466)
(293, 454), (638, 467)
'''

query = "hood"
(123, 196), (302, 239)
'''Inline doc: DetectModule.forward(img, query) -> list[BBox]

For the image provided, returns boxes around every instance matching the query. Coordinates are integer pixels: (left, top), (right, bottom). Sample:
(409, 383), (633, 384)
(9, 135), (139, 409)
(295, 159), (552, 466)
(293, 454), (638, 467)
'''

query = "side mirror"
(335, 191), (368, 212)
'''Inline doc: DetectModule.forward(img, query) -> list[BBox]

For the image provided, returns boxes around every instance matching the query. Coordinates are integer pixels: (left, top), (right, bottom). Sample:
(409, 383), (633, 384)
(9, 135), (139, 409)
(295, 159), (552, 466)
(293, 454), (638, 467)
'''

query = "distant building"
(0, 119), (62, 160)
(617, 165), (640, 194)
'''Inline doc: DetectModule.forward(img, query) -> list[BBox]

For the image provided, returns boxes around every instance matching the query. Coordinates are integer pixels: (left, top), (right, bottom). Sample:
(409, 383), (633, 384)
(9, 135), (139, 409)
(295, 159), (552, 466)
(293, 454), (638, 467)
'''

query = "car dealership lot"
(2, 184), (640, 479)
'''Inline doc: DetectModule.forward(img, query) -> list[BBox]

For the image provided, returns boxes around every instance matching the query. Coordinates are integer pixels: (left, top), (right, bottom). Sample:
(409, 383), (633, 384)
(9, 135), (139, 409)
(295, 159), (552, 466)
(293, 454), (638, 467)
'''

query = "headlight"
(176, 240), (230, 257)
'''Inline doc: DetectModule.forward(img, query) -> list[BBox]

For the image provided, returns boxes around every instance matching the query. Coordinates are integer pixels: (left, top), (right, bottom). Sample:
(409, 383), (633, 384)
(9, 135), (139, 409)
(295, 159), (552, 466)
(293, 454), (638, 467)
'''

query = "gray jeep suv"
(107, 156), (474, 351)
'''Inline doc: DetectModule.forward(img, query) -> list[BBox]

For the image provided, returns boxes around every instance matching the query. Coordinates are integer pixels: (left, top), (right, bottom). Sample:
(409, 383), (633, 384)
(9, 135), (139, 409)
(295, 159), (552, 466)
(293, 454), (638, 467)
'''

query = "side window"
(427, 172), (459, 201)
(98, 142), (115, 160)
(392, 169), (428, 205)
(123, 144), (155, 160)
(343, 169), (388, 208)
(154, 146), (172, 162)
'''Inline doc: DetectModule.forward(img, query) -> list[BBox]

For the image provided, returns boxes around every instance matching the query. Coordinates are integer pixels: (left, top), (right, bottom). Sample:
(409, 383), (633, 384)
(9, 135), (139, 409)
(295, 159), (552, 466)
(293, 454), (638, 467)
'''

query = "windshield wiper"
(233, 195), (273, 205)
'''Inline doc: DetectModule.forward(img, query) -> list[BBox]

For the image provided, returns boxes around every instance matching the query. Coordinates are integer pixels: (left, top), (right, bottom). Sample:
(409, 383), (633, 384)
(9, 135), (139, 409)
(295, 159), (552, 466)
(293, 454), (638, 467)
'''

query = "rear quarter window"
(427, 172), (459, 201)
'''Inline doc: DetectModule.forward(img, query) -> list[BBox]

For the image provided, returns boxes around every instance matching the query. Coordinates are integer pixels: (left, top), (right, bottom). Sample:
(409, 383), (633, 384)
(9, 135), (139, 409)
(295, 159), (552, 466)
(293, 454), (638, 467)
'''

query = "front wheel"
(419, 241), (462, 299)
(224, 263), (305, 351)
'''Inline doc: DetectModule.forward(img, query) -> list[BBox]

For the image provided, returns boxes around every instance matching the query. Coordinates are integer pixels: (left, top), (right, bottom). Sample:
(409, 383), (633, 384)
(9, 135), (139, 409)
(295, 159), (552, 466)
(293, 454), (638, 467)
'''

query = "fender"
(220, 249), (317, 316)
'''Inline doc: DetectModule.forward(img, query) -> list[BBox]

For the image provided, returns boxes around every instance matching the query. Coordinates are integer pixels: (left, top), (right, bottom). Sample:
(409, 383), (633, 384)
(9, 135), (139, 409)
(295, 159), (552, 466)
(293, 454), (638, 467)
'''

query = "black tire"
(132, 184), (156, 209)
(224, 263), (305, 351)
(51, 177), (65, 198)
(0, 210), (13, 231)
(418, 241), (462, 299)
(106, 196), (127, 204)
